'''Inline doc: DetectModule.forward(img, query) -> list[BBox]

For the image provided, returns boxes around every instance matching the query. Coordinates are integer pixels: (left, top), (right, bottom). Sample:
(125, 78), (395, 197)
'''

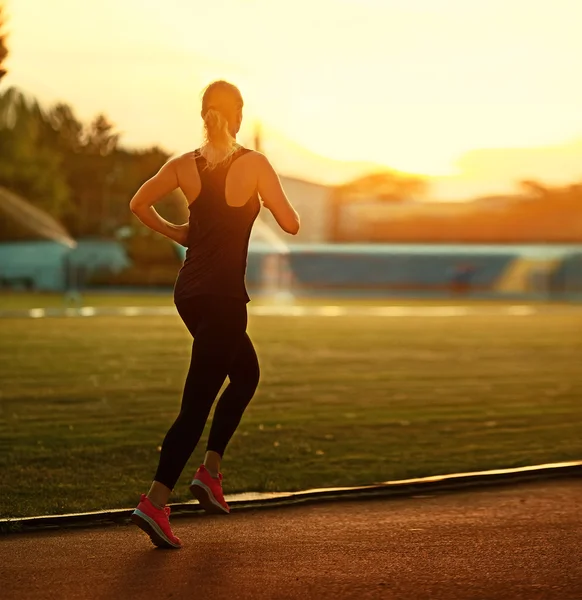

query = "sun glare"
(7, 0), (582, 187)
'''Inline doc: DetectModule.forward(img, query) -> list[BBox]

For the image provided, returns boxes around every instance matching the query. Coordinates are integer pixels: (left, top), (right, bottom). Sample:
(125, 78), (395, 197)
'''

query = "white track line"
(248, 305), (536, 318)
(506, 305), (536, 316)
(6, 305), (545, 319)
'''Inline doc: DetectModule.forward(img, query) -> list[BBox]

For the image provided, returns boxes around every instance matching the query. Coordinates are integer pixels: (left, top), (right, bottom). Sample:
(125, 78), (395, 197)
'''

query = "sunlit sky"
(5, 0), (582, 199)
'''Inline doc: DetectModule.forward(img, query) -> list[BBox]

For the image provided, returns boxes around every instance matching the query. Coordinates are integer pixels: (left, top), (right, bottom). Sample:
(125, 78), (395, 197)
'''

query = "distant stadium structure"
(2, 177), (580, 298)
(243, 243), (582, 298)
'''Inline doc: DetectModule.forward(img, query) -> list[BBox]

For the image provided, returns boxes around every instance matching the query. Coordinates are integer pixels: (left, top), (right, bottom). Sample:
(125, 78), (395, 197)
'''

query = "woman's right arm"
(256, 154), (300, 235)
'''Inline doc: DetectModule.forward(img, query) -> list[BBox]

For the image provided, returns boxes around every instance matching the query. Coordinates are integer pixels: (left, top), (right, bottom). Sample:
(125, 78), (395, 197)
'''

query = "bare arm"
(129, 159), (188, 246)
(256, 154), (300, 235)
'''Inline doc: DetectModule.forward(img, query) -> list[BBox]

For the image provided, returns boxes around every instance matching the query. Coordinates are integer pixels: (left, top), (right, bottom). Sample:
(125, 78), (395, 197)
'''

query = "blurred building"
(259, 175), (333, 244)
(260, 174), (582, 245)
(331, 193), (582, 244)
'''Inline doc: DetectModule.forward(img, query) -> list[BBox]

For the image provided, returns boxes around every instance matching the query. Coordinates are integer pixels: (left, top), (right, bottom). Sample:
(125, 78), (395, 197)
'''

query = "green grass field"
(1, 307), (581, 519)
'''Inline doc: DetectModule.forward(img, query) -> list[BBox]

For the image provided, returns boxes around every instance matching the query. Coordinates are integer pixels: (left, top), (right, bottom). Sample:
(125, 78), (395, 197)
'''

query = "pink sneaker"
(189, 465), (230, 514)
(131, 494), (182, 549)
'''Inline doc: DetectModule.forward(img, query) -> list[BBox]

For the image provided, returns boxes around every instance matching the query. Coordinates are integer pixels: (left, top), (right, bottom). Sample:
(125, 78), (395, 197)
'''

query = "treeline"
(0, 87), (187, 242)
(334, 179), (582, 243)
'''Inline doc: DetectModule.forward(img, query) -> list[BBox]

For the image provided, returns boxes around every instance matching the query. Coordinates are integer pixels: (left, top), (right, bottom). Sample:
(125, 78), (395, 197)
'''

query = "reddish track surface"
(2, 478), (581, 600)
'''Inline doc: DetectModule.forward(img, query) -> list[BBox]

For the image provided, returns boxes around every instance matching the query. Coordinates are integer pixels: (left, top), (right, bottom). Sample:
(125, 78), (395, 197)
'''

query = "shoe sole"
(131, 510), (182, 549)
(189, 480), (230, 514)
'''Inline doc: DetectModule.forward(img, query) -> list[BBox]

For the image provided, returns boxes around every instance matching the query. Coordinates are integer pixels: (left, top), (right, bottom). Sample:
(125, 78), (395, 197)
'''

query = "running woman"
(128, 80), (300, 549)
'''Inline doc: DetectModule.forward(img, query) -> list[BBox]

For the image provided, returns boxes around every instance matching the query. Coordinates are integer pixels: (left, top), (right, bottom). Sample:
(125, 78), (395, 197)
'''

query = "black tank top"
(174, 146), (260, 304)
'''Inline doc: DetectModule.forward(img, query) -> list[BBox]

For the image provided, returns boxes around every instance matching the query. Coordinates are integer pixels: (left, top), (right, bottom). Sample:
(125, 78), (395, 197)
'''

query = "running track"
(1, 478), (581, 600)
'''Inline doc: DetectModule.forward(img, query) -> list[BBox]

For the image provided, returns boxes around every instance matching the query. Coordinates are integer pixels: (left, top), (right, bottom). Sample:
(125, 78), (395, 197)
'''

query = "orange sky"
(5, 0), (582, 199)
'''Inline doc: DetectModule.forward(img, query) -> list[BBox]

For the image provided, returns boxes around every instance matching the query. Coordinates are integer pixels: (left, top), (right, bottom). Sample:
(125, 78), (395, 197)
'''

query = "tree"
(518, 179), (550, 200)
(0, 87), (71, 220)
(64, 114), (120, 236)
(45, 102), (84, 154)
(0, 84), (183, 243)
(85, 114), (119, 157)
(0, 3), (8, 81)
(329, 169), (427, 241)
(336, 170), (427, 202)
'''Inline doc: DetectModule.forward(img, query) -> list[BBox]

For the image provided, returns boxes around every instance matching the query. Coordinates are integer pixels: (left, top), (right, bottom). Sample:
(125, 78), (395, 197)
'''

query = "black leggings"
(154, 295), (260, 490)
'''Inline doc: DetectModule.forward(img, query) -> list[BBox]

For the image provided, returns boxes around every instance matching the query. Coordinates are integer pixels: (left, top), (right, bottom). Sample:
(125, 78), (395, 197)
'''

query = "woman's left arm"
(129, 159), (188, 246)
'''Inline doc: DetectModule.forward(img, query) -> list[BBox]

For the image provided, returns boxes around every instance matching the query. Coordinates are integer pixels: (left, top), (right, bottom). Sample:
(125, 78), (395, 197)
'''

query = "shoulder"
(166, 151), (204, 173)
(233, 145), (256, 158)
(232, 147), (268, 171)
(172, 150), (202, 163)
(237, 148), (270, 168)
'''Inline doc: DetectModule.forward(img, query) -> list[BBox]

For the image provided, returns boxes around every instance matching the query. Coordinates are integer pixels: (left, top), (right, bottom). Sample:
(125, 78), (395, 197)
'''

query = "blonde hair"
(200, 80), (243, 170)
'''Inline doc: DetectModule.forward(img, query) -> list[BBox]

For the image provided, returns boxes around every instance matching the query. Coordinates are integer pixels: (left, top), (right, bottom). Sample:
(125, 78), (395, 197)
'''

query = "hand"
(168, 222), (189, 247)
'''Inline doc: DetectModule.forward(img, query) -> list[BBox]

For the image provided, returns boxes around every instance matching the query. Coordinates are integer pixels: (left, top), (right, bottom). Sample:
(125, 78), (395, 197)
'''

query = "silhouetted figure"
(450, 262), (477, 296)
(128, 80), (301, 549)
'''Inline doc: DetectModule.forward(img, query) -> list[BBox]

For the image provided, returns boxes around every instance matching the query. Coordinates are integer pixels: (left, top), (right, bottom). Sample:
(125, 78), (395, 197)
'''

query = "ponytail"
(201, 107), (237, 170)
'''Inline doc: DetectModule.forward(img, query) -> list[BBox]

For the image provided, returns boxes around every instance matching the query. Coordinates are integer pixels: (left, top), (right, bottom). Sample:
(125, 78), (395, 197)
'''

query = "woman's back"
(174, 145), (300, 232)
(173, 146), (261, 304)
(129, 78), (300, 304)
(175, 145), (260, 208)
